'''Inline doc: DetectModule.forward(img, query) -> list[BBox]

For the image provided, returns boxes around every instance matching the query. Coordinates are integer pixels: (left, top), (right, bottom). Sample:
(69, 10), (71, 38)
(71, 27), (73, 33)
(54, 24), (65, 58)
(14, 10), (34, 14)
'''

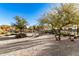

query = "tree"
(54, 3), (79, 41)
(29, 25), (44, 37)
(38, 3), (79, 41)
(12, 16), (28, 38)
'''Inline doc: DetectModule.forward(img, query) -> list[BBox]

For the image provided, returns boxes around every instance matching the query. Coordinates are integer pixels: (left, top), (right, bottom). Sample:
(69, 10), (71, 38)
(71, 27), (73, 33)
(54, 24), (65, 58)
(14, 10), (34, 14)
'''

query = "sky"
(0, 3), (59, 26)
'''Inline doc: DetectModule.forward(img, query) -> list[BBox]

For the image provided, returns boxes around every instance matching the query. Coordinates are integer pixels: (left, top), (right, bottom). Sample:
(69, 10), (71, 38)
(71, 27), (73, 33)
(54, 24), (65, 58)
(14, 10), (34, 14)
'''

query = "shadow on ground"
(36, 38), (79, 56)
(0, 37), (52, 54)
(0, 35), (79, 56)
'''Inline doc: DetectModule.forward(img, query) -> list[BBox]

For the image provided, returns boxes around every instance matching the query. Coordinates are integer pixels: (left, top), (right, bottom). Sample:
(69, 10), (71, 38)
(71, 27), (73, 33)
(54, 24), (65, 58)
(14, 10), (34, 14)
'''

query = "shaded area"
(0, 36), (16, 41)
(36, 38), (79, 56)
(0, 34), (79, 56)
(0, 33), (34, 41)
(0, 37), (52, 54)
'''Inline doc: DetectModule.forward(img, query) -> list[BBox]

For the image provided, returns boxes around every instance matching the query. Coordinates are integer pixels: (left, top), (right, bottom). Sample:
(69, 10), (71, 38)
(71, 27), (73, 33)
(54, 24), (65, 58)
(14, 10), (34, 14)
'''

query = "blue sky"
(0, 3), (59, 26)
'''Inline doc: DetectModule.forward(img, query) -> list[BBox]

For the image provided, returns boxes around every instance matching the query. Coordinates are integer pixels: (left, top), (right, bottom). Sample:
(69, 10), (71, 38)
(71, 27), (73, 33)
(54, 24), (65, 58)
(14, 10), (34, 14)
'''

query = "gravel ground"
(0, 33), (79, 56)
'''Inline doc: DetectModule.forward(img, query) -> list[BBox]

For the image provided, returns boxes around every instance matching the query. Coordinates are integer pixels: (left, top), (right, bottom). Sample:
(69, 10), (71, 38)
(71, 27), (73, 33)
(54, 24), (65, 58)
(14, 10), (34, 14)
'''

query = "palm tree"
(12, 16), (28, 38)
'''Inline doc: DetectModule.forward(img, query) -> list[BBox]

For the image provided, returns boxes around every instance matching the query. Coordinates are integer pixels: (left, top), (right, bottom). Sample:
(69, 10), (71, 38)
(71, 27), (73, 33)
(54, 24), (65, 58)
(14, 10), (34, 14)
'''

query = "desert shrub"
(15, 33), (27, 38)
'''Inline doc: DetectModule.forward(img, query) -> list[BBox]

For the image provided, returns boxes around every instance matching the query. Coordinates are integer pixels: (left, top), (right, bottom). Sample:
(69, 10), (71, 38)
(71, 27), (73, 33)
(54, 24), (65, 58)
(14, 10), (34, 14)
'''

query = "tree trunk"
(51, 25), (61, 41)
(69, 35), (74, 41)
(57, 28), (61, 41)
(68, 29), (74, 42)
(54, 28), (61, 41)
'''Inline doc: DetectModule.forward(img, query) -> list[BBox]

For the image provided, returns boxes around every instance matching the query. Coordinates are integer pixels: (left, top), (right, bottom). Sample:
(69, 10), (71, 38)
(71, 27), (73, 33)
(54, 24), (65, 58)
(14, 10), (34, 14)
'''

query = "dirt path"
(0, 34), (79, 56)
